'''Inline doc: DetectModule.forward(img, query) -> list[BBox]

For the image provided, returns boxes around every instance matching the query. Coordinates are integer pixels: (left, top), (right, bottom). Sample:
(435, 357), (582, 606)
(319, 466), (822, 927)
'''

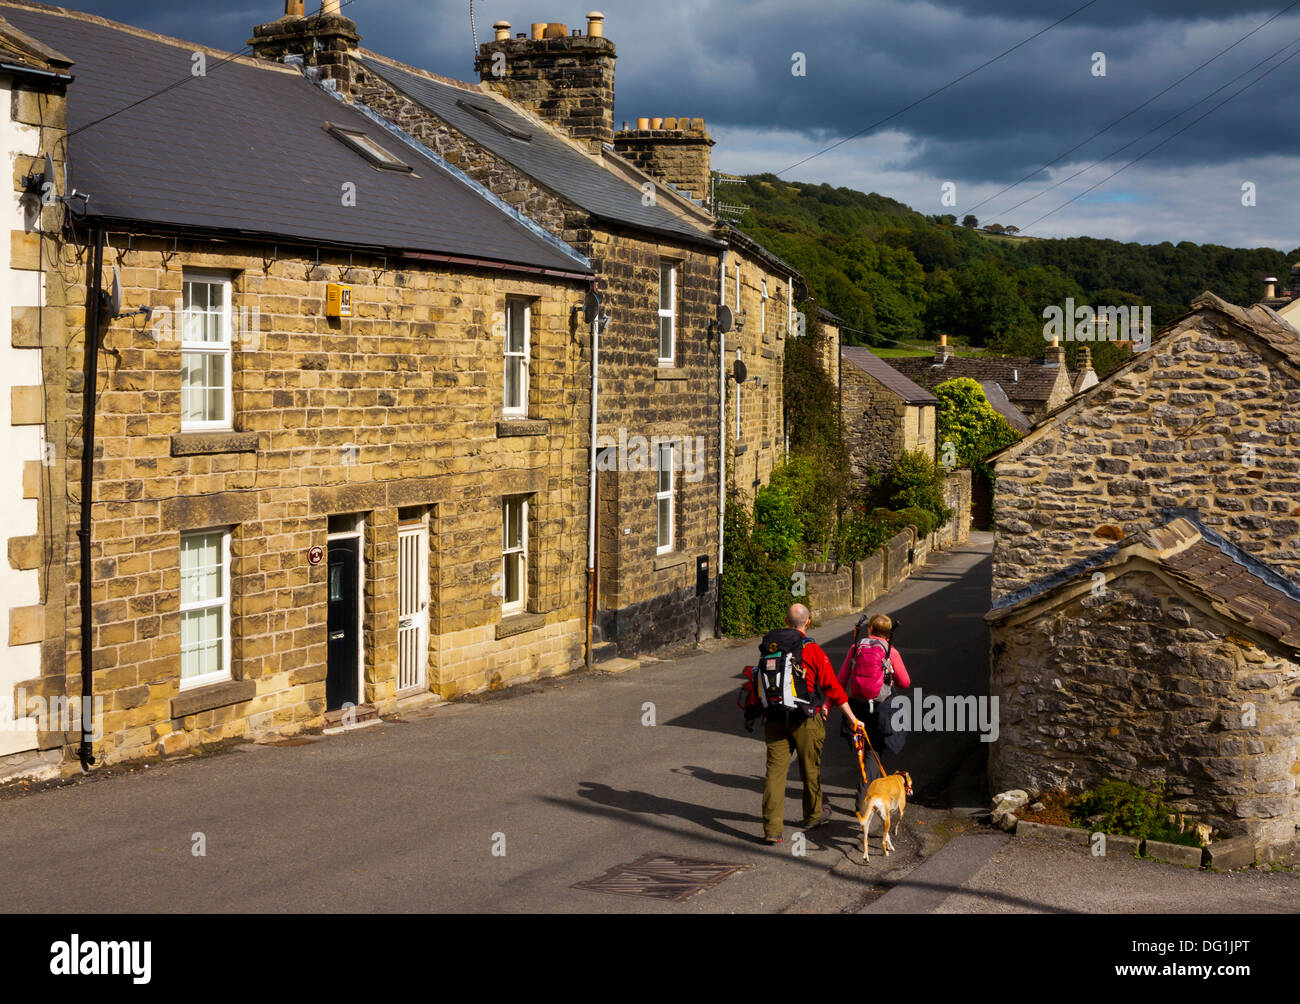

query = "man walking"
(760, 603), (862, 845)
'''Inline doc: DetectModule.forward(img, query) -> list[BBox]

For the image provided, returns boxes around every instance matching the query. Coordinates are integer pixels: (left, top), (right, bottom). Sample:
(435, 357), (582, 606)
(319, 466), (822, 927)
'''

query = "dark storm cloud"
(37, 1), (1300, 243)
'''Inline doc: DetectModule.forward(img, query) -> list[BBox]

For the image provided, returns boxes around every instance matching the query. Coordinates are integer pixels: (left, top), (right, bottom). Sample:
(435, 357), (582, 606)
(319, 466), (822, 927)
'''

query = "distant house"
(890, 340), (1077, 424)
(1257, 266), (1300, 328)
(839, 347), (936, 480)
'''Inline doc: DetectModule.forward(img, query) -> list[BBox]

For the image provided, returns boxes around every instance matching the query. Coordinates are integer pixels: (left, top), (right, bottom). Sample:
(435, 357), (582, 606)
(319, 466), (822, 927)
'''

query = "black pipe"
(77, 227), (103, 769)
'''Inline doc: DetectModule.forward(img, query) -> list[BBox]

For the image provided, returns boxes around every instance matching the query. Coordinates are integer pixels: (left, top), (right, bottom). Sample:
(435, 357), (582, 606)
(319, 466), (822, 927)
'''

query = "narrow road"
(0, 535), (995, 913)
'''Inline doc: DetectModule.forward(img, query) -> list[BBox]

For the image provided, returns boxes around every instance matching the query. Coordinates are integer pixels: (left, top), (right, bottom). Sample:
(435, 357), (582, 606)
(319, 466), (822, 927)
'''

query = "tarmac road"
(0, 533), (1003, 913)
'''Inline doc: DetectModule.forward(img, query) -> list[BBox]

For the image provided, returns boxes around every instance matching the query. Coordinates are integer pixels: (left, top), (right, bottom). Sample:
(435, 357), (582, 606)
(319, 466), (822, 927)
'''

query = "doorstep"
(322, 702), (381, 734)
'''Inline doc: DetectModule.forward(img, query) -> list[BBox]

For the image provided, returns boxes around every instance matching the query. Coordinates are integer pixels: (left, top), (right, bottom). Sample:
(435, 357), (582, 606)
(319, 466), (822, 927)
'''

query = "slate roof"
(977, 380), (1031, 434)
(841, 347), (936, 404)
(986, 515), (1300, 650)
(0, 11), (70, 75)
(890, 354), (1068, 409)
(358, 53), (721, 248)
(0, 3), (589, 273)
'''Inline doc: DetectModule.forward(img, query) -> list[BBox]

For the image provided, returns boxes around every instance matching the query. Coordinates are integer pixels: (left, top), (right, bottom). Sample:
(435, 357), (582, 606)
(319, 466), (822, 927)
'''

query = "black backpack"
(752, 628), (823, 721)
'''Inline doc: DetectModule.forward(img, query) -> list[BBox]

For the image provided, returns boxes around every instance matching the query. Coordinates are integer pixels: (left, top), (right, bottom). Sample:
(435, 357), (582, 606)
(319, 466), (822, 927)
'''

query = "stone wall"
(43, 234), (589, 767)
(992, 314), (1300, 603)
(794, 561), (853, 622)
(990, 570), (1300, 854)
(933, 468), (972, 549)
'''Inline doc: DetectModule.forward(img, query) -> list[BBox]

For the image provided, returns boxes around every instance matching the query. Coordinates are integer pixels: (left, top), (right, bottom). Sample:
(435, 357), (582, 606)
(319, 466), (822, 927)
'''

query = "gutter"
(400, 251), (590, 283)
(77, 228), (104, 770)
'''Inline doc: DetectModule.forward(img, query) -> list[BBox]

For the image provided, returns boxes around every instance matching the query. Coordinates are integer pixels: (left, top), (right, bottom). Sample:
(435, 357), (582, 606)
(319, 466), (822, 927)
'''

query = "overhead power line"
(964, 0), (1300, 219)
(1022, 41), (1300, 232)
(775, 0), (1101, 177)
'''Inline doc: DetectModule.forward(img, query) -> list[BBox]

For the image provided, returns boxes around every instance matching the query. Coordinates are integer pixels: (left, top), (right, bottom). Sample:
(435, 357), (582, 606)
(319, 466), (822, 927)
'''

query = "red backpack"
(842, 637), (894, 701)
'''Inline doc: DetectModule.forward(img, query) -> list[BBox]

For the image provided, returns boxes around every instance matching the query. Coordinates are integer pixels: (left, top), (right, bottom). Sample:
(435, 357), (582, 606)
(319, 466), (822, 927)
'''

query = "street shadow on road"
(563, 780), (771, 844)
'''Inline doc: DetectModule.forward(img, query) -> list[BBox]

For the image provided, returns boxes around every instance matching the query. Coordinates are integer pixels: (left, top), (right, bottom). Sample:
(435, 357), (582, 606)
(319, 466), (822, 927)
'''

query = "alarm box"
(325, 282), (353, 318)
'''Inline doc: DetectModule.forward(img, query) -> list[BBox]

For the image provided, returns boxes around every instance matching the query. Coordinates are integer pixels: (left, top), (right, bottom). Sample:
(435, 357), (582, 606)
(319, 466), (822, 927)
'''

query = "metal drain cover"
(574, 853), (753, 902)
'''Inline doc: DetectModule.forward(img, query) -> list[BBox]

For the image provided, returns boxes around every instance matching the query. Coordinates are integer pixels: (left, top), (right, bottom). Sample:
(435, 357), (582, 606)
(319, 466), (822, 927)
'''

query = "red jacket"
(798, 633), (849, 710)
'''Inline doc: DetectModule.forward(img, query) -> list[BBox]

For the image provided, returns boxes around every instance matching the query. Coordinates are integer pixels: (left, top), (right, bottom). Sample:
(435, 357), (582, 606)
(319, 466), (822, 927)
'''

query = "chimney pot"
(530, 23), (546, 39)
(939, 334), (947, 346)
(543, 22), (568, 39)
(636, 117), (649, 130)
(1265, 276), (1279, 299)
(650, 117), (663, 129)
(321, 0), (340, 14)
(285, 0), (304, 15)
(493, 20), (511, 41)
(663, 117), (678, 129)
(692, 117), (706, 131)
(587, 11), (605, 37)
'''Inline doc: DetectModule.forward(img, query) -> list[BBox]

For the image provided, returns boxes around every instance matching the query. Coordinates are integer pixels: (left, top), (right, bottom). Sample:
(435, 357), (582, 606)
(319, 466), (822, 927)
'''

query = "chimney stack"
(613, 115), (715, 204)
(934, 333), (953, 365)
(477, 11), (617, 153)
(250, 1), (361, 92)
(1044, 338), (1065, 367)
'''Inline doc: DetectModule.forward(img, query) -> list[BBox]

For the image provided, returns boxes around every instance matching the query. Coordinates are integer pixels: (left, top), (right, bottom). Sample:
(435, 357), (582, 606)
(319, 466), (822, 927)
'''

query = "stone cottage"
(0, 1), (593, 773)
(987, 292), (1300, 855)
(839, 346), (937, 481)
(0, 13), (71, 770)
(246, 5), (836, 657)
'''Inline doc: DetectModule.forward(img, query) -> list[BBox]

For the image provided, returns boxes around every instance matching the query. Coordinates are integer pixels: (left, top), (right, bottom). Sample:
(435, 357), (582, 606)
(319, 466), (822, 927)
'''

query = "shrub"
(753, 477), (803, 564)
(719, 491), (796, 636)
(883, 450), (953, 528)
(1072, 779), (1201, 847)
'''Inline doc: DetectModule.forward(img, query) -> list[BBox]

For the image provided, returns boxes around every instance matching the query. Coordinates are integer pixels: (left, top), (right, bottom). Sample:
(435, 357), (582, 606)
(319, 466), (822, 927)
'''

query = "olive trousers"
(762, 711), (826, 838)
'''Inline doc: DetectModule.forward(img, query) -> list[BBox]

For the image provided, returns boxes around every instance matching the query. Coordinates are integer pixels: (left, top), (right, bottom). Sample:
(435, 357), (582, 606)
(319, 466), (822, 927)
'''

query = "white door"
(397, 521), (429, 692)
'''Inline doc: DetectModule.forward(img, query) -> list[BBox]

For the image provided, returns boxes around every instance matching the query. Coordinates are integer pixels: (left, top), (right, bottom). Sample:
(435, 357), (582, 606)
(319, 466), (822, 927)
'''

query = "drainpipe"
(718, 249), (728, 582)
(77, 228), (104, 769)
(585, 289), (601, 669)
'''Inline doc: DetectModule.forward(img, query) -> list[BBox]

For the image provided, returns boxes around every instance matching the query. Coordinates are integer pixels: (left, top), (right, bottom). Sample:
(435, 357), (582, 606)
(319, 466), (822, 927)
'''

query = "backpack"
(739, 628), (823, 731)
(845, 637), (894, 702)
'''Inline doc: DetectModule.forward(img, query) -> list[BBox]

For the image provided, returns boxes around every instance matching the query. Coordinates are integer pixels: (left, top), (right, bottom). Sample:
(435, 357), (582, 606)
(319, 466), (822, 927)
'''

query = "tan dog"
(856, 771), (913, 862)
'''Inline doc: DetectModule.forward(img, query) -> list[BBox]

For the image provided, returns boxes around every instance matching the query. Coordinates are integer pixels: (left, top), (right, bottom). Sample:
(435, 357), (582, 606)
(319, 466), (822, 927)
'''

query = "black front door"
(326, 537), (360, 711)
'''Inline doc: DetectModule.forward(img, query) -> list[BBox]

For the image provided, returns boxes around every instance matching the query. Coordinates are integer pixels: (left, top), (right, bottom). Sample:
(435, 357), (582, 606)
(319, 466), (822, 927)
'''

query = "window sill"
(653, 551), (690, 571)
(655, 367), (687, 381)
(171, 431), (259, 457)
(496, 611), (546, 639)
(171, 678), (255, 719)
(496, 419), (549, 438)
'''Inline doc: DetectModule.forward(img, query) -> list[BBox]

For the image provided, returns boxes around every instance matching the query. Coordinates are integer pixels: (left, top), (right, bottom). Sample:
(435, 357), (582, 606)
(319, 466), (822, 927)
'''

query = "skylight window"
(325, 122), (413, 172)
(456, 99), (532, 142)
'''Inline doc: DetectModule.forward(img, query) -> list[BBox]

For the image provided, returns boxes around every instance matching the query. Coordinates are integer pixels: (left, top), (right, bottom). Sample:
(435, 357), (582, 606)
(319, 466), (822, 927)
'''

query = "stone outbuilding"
(839, 346), (936, 480)
(986, 517), (1300, 856)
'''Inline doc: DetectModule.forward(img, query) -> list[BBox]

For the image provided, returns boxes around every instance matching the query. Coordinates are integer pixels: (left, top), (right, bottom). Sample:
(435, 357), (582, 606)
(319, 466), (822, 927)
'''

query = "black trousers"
(840, 697), (887, 798)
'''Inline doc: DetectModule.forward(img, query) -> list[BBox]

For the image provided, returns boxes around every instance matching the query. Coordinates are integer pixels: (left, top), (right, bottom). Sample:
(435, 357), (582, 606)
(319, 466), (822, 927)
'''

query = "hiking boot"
(802, 807), (832, 829)
(764, 834), (783, 845)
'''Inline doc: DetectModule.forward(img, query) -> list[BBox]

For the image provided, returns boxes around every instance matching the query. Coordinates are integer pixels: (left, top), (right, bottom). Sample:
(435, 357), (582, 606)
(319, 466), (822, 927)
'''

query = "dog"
(856, 770), (913, 862)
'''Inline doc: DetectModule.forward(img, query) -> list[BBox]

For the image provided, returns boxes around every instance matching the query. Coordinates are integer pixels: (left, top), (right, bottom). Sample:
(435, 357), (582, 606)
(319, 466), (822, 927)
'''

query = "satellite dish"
(716, 305), (734, 333)
(584, 288), (601, 321)
(43, 151), (55, 192)
(732, 358), (748, 384)
(109, 268), (123, 317)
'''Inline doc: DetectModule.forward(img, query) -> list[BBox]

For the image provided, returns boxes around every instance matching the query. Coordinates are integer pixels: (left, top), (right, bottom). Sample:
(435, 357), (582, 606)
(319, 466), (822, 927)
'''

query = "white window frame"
(656, 443), (675, 554)
(502, 497), (528, 615)
(658, 262), (676, 366)
(181, 272), (234, 432)
(179, 528), (232, 692)
(503, 298), (530, 418)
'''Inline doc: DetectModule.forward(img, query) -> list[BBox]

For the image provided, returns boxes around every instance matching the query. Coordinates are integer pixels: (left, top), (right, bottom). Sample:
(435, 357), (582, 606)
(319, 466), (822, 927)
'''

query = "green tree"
(934, 378), (1022, 482)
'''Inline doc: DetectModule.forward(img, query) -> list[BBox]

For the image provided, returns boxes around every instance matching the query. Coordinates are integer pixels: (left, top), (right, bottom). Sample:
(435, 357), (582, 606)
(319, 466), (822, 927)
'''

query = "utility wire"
(68, 0), (364, 140)
(775, 0), (1100, 177)
(965, 0), (1300, 219)
(994, 31), (1300, 220)
(1022, 42), (1300, 231)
